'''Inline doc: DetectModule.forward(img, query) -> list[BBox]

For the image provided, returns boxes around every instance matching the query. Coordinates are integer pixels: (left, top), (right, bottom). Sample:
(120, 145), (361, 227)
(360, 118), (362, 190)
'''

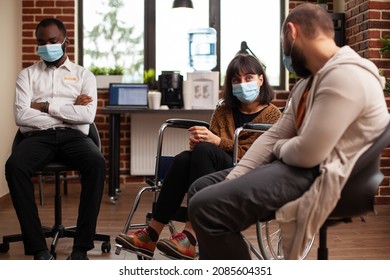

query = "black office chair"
(317, 121), (390, 259)
(244, 121), (390, 260)
(0, 123), (111, 259)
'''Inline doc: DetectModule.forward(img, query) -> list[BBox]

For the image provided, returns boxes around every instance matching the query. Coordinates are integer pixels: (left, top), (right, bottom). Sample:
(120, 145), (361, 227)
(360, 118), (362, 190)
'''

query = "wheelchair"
(115, 118), (209, 259)
(115, 118), (314, 260)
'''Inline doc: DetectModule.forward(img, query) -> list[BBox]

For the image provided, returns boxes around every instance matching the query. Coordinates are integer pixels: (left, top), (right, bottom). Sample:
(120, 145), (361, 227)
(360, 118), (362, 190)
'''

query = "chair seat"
(37, 163), (75, 173)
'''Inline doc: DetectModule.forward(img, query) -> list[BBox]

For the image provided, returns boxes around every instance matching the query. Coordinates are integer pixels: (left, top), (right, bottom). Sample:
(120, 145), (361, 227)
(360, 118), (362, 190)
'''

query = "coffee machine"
(158, 71), (183, 109)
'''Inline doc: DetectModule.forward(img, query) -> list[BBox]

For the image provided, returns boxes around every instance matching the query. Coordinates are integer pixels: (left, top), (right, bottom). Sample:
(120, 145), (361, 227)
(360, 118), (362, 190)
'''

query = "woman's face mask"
(232, 81), (260, 104)
(37, 38), (66, 62)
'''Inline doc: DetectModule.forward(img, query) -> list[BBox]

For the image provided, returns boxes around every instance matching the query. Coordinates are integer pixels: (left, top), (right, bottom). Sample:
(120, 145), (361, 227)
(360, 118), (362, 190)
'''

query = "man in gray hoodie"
(187, 3), (389, 259)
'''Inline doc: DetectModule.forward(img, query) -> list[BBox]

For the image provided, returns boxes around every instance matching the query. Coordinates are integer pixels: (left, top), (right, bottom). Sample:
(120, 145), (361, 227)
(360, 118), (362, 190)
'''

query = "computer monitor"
(108, 83), (148, 108)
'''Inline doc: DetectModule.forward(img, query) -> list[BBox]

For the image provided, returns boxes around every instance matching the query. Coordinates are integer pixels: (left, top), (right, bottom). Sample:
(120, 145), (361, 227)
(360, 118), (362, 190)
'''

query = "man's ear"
(64, 37), (70, 48)
(287, 22), (297, 40)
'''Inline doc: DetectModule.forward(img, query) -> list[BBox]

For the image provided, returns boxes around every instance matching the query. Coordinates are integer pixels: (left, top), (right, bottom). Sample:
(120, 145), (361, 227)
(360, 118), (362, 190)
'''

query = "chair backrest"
(329, 122), (390, 218)
(87, 123), (101, 150)
(154, 118), (210, 184)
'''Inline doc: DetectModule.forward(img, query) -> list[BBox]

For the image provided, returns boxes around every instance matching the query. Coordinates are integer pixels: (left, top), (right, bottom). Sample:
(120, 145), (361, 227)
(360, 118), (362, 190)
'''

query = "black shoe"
(67, 249), (89, 260)
(33, 250), (54, 260)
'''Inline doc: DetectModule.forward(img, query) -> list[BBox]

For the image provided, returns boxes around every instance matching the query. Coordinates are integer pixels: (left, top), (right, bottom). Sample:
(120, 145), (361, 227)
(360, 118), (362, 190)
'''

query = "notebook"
(108, 83), (148, 108)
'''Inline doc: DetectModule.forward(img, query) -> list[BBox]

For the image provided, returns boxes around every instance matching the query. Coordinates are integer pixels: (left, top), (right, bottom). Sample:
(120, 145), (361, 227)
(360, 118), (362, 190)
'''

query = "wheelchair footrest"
(115, 243), (154, 259)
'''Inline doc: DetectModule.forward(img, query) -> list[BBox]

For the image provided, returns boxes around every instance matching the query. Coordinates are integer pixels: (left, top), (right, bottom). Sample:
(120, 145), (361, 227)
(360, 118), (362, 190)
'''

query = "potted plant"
(144, 68), (158, 90)
(90, 65), (124, 89)
(379, 35), (390, 95)
(144, 68), (162, 109)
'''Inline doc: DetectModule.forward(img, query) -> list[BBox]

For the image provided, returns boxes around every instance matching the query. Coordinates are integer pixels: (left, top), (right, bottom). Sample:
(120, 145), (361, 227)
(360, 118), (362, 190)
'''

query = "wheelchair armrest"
(166, 118), (210, 129)
(242, 122), (273, 132)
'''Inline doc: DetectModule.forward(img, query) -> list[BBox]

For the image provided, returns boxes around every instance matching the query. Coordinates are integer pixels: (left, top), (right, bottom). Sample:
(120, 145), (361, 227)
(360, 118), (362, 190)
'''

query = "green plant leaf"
(379, 35), (390, 55)
(89, 66), (109, 75)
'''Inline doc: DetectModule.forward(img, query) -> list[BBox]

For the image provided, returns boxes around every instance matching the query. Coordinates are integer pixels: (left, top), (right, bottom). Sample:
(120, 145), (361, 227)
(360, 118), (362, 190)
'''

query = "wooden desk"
(102, 106), (213, 203)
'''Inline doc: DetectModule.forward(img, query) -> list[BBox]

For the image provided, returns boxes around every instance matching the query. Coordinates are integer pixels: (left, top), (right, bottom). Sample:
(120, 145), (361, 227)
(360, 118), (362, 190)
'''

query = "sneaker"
(115, 228), (156, 257)
(156, 232), (196, 260)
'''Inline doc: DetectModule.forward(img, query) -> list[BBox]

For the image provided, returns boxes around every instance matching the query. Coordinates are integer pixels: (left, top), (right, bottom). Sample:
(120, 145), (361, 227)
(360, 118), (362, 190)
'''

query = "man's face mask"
(282, 40), (296, 74)
(232, 81), (260, 104)
(37, 38), (66, 62)
(282, 30), (311, 78)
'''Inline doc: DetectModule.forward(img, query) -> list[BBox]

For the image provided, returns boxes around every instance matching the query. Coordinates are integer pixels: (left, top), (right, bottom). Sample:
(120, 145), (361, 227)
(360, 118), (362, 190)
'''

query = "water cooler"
(188, 27), (217, 71)
(184, 27), (219, 109)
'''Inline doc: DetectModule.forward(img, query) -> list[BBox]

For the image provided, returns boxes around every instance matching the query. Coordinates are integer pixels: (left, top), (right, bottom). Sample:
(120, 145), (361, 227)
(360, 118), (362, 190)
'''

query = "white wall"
(0, 0), (21, 197)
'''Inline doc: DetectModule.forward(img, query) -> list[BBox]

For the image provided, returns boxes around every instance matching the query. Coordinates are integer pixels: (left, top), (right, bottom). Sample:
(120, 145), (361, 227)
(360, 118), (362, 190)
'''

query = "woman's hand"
(188, 126), (221, 151)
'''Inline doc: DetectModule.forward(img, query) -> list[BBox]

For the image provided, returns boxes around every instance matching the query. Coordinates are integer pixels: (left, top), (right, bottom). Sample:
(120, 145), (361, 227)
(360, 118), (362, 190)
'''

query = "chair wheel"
(101, 241), (111, 253)
(110, 197), (118, 205)
(0, 243), (9, 253)
(146, 212), (153, 224)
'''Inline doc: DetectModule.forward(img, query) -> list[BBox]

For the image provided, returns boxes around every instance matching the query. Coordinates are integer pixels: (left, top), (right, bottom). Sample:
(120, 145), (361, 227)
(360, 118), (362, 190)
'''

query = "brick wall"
(96, 91), (142, 184)
(21, 0), (75, 68)
(343, 0), (390, 204)
(20, 0), (390, 203)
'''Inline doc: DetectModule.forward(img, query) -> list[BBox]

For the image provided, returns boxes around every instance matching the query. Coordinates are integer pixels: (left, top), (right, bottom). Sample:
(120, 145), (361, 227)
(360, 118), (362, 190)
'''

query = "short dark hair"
(282, 3), (334, 39)
(35, 18), (67, 37)
(222, 54), (274, 110)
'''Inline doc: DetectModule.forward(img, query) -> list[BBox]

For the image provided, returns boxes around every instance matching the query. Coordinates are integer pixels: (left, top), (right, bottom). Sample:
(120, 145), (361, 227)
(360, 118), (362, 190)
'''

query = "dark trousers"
(5, 129), (106, 255)
(188, 160), (319, 259)
(152, 142), (233, 224)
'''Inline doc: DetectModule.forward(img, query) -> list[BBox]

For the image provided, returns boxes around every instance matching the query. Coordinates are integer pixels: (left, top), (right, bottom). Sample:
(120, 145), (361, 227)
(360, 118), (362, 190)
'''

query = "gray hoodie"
(227, 46), (389, 259)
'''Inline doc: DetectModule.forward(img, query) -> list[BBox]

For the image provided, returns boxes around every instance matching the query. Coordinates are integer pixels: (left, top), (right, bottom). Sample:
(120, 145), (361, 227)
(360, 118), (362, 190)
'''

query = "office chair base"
(0, 225), (111, 258)
(317, 218), (353, 260)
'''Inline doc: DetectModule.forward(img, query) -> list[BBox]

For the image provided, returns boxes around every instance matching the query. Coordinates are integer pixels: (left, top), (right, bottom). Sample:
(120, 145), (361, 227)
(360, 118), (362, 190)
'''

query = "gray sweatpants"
(187, 160), (319, 259)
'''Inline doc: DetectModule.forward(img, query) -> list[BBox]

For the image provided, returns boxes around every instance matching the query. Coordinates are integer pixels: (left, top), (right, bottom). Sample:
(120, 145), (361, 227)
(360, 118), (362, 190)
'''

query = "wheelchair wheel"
(256, 220), (314, 260)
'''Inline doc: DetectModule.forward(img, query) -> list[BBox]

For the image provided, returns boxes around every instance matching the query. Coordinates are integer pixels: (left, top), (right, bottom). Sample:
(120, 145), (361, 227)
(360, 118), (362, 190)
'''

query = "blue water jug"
(188, 27), (217, 71)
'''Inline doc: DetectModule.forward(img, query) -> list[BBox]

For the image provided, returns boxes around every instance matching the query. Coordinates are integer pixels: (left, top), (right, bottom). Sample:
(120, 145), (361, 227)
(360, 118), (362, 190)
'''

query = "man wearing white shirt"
(5, 18), (105, 260)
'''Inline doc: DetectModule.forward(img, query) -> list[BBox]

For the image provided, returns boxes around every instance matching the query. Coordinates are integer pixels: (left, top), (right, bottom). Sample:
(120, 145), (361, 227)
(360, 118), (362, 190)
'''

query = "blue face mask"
(282, 39), (296, 74)
(282, 53), (295, 74)
(37, 39), (66, 62)
(232, 81), (260, 104)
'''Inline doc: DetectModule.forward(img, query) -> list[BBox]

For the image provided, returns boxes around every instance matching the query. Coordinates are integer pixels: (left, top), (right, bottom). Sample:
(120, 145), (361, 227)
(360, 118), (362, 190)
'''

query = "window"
(80, 0), (144, 82)
(220, 1), (284, 87)
(155, 0), (209, 76)
(79, 0), (286, 89)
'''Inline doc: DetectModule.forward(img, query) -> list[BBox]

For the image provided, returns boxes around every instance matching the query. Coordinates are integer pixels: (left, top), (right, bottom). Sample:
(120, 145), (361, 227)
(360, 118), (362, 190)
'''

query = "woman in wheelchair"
(115, 53), (281, 259)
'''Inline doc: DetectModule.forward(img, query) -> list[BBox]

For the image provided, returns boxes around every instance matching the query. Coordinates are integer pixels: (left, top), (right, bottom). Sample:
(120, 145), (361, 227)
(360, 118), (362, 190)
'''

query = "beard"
(284, 38), (311, 78)
(291, 45), (311, 78)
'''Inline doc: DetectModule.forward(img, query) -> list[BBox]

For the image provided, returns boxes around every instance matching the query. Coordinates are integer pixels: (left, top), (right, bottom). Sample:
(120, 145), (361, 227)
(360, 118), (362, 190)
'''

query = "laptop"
(108, 83), (148, 108)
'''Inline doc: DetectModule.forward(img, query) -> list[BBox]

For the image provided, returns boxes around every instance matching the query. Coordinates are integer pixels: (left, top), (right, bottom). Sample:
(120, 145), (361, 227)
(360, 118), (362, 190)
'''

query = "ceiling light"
(172, 0), (194, 9)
